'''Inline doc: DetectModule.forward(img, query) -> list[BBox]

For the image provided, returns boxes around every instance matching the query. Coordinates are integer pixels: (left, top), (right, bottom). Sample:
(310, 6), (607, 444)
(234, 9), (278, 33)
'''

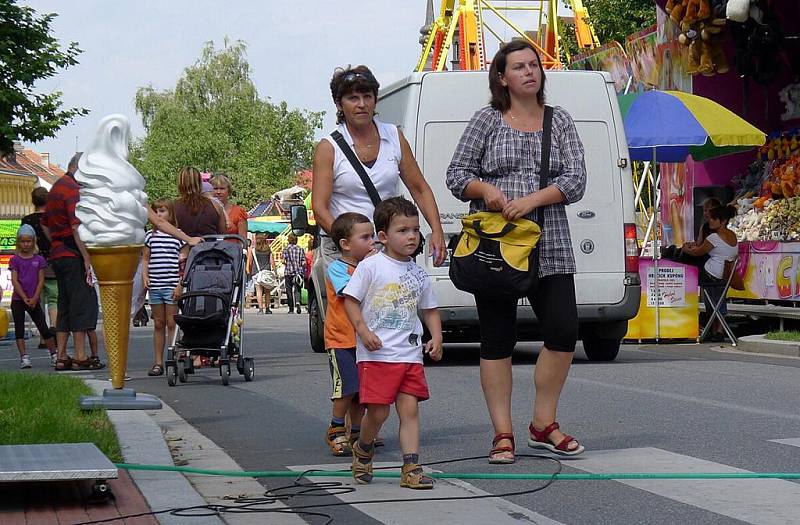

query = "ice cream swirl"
(75, 114), (148, 245)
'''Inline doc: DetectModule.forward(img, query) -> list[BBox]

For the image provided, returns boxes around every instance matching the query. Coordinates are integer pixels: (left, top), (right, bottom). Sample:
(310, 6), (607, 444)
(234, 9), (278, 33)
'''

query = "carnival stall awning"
(619, 90), (766, 162)
(247, 216), (289, 234)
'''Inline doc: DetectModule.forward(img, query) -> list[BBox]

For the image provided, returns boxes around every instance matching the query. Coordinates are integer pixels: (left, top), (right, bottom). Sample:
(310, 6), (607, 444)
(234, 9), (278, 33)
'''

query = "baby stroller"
(166, 235), (254, 386)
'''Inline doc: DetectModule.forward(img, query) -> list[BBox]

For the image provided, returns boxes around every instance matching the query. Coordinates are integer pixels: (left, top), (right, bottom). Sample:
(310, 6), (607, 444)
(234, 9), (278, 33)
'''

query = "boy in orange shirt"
(324, 212), (376, 456)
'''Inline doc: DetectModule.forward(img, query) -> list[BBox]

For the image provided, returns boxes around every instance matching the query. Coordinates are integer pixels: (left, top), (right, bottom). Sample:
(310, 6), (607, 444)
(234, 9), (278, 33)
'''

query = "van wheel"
(582, 338), (621, 362)
(309, 295), (325, 353)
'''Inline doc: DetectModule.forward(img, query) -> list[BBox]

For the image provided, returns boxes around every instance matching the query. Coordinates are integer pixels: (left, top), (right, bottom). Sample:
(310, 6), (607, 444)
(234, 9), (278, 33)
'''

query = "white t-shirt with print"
(343, 251), (437, 364)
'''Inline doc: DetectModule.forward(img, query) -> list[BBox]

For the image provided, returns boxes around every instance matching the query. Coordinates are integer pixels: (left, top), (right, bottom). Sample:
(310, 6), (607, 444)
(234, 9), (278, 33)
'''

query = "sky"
(21, 1), (564, 167)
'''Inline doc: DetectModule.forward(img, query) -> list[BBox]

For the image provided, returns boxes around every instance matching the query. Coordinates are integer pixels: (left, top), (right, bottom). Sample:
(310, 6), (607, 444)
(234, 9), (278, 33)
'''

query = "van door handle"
(577, 210), (595, 219)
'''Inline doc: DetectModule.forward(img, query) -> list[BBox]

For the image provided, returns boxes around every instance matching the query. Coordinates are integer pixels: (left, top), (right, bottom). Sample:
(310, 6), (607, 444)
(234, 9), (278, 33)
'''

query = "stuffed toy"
(668, 0), (729, 76)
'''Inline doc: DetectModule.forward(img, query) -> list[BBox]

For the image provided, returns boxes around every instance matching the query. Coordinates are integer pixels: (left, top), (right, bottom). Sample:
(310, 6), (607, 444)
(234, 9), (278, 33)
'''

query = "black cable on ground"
(70, 454), (563, 525)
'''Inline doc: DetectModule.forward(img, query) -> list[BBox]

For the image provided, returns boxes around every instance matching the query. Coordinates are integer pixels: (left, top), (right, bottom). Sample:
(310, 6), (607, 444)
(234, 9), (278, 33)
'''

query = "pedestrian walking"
(446, 40), (588, 462)
(343, 197), (443, 489)
(282, 234), (307, 314)
(323, 212), (374, 456)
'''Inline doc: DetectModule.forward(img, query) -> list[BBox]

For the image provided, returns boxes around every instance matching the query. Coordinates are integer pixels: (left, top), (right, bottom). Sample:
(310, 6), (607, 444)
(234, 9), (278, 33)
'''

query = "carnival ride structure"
(416, 0), (600, 72)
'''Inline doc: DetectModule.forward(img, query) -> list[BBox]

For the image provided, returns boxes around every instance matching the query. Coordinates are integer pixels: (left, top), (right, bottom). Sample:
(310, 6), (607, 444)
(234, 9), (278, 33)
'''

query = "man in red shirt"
(42, 153), (102, 371)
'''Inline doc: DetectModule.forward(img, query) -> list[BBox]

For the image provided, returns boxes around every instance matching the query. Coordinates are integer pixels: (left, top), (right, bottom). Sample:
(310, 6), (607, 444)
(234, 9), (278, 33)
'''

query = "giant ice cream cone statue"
(75, 114), (148, 390)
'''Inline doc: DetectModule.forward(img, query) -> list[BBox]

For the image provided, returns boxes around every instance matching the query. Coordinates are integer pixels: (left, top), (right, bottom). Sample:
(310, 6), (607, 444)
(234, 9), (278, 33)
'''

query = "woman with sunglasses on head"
(312, 66), (447, 269)
(446, 40), (587, 463)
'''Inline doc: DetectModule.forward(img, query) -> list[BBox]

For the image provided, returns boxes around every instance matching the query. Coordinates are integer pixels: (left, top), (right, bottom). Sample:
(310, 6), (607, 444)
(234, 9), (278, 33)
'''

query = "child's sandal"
(348, 430), (360, 448)
(326, 425), (350, 456)
(351, 440), (374, 484)
(400, 463), (434, 490)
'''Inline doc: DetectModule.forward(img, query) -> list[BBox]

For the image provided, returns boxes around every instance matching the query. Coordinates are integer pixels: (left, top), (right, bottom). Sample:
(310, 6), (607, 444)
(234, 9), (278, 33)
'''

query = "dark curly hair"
(329, 65), (380, 124)
(489, 39), (546, 111)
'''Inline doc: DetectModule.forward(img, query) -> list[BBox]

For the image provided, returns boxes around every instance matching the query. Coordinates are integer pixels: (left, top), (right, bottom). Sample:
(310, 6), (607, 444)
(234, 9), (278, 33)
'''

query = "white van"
(304, 70), (640, 361)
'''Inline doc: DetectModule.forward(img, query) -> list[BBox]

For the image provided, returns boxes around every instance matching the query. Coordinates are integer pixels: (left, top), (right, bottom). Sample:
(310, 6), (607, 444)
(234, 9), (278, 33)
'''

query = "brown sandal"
(54, 357), (72, 371)
(326, 425), (351, 456)
(400, 463), (434, 490)
(351, 440), (374, 484)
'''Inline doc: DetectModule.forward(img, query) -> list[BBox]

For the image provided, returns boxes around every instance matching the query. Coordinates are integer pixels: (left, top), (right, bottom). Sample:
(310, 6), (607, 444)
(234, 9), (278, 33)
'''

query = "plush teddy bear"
(667, 0), (729, 76)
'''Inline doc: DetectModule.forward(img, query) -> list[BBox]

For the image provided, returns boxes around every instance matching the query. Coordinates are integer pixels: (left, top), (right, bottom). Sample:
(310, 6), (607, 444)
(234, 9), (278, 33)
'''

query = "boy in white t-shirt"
(343, 197), (443, 490)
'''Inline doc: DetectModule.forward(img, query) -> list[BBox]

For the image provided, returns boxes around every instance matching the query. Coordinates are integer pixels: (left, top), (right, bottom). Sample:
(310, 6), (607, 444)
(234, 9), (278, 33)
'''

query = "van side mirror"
(290, 205), (309, 236)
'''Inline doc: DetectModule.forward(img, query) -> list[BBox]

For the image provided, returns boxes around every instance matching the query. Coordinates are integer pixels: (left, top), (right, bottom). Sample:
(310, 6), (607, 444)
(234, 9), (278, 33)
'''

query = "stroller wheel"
(243, 358), (255, 382)
(177, 360), (188, 383)
(166, 365), (177, 386)
(220, 363), (230, 386)
(236, 355), (245, 375)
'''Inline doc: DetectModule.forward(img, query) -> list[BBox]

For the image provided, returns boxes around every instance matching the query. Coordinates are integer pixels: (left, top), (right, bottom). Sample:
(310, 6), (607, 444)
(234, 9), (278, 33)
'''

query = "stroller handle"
(202, 234), (248, 247)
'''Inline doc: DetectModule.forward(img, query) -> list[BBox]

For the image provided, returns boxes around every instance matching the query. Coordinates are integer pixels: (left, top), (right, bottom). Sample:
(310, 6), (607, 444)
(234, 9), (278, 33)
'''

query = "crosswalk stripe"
(568, 447), (800, 525)
(769, 438), (800, 448)
(288, 462), (565, 525)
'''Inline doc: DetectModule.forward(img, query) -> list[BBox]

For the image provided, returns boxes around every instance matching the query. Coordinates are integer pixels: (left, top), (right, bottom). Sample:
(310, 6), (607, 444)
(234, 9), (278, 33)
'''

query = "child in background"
(142, 199), (183, 376)
(343, 197), (443, 489)
(9, 224), (56, 368)
(324, 213), (375, 456)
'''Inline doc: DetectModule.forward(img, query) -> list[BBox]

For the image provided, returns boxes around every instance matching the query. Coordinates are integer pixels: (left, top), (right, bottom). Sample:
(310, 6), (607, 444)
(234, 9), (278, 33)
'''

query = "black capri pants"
(11, 301), (52, 341)
(474, 273), (578, 360)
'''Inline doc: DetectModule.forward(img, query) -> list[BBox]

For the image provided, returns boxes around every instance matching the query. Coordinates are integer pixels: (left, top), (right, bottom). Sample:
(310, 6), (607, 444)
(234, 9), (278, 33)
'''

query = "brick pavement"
(0, 470), (158, 525)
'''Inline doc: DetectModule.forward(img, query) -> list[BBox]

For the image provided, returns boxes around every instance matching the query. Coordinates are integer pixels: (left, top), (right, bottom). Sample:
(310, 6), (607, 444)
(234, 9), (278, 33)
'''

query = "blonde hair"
(150, 198), (177, 228)
(209, 173), (231, 191)
(177, 166), (207, 213)
(15, 232), (38, 255)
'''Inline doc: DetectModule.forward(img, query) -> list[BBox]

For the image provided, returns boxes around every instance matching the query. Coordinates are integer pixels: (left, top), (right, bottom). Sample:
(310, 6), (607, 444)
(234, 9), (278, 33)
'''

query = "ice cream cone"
(88, 245), (142, 389)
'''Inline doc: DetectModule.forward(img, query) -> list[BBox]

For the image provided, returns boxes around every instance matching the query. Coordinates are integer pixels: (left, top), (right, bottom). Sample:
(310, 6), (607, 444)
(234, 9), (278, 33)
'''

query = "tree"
(130, 40), (322, 209)
(0, 1), (87, 156)
(561, 0), (656, 60)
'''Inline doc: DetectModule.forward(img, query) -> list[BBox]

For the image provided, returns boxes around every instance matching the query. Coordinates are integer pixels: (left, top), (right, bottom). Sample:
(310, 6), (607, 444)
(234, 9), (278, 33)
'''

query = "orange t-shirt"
(224, 205), (248, 236)
(324, 260), (357, 350)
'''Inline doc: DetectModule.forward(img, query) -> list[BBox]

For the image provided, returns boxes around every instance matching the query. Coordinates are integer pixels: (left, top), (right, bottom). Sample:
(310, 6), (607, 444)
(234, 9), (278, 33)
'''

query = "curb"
(88, 380), (303, 525)
(736, 335), (800, 357)
(88, 380), (225, 525)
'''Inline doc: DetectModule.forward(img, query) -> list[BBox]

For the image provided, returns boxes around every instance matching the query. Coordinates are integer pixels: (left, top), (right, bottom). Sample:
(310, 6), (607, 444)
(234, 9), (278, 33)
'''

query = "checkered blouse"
(446, 105), (587, 277)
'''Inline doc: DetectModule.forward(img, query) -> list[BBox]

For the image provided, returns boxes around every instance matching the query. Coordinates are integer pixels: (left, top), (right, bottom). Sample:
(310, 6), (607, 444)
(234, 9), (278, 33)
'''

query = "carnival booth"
(654, 0), (800, 324)
(619, 90), (765, 340)
(586, 0), (800, 340)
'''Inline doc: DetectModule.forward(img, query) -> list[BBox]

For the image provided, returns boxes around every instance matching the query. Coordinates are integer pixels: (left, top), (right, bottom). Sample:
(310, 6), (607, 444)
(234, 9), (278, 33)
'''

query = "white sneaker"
(50, 353), (58, 366)
(20, 355), (32, 369)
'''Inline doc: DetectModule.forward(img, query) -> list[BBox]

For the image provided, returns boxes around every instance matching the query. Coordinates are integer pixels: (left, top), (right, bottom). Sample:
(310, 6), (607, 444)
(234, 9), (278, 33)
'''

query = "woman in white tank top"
(682, 204), (738, 342)
(311, 66), (446, 267)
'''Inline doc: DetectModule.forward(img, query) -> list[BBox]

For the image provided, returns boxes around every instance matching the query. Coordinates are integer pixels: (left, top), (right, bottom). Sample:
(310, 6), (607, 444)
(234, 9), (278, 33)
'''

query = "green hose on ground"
(115, 463), (800, 481)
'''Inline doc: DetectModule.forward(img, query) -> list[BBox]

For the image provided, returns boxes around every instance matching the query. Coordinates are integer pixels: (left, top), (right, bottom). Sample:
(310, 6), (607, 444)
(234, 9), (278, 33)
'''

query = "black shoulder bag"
(330, 130), (425, 257)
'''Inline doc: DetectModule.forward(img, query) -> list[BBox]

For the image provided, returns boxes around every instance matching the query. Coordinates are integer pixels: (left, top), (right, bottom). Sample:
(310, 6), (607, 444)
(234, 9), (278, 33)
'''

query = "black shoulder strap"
(331, 130), (381, 207)
(536, 105), (554, 227)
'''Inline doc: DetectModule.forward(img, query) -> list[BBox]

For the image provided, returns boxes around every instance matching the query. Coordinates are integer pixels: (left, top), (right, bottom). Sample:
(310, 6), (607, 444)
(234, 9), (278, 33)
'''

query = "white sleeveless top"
(704, 233), (738, 279)
(322, 118), (402, 229)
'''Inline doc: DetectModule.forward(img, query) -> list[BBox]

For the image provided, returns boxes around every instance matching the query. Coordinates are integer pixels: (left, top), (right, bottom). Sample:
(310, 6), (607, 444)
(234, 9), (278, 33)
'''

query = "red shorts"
(358, 362), (430, 405)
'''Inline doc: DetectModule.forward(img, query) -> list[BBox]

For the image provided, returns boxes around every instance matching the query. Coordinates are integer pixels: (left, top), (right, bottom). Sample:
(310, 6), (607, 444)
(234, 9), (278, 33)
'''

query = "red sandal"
(489, 432), (515, 464)
(528, 422), (585, 456)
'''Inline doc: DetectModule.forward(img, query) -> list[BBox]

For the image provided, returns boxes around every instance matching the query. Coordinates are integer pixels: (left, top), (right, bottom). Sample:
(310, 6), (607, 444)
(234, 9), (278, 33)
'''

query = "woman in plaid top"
(446, 40), (587, 462)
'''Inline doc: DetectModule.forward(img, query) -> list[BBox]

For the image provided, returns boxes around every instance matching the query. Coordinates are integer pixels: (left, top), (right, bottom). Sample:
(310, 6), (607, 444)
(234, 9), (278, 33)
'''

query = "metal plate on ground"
(0, 443), (118, 482)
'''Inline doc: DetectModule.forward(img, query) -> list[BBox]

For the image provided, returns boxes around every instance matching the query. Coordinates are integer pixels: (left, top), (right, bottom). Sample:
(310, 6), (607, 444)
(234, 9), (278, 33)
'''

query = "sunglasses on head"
(342, 71), (372, 83)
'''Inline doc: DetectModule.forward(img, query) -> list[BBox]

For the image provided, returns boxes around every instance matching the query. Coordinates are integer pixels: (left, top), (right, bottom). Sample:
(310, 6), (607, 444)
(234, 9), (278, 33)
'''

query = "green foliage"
(765, 331), (800, 342)
(0, 372), (122, 462)
(561, 0), (657, 61)
(130, 40), (323, 210)
(0, 1), (88, 156)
